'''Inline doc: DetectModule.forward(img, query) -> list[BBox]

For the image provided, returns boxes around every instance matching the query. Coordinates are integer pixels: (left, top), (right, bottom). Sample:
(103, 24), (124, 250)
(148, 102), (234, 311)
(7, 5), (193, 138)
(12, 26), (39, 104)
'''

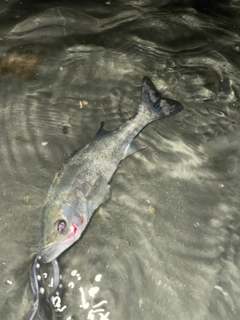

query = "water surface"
(0, 1), (240, 319)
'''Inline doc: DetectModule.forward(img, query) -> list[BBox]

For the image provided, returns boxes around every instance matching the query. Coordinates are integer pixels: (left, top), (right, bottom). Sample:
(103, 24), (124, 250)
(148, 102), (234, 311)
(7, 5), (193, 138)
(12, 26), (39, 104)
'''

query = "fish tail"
(139, 77), (183, 123)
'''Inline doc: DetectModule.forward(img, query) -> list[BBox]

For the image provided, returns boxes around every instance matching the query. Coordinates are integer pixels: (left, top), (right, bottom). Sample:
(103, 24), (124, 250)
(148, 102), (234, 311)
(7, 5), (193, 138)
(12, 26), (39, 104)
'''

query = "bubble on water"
(48, 277), (54, 287)
(51, 296), (62, 308)
(68, 282), (74, 289)
(4, 278), (13, 285)
(62, 271), (110, 318)
(233, 45), (240, 52)
(95, 274), (102, 282)
(56, 305), (67, 312)
(79, 287), (90, 309)
(71, 270), (78, 276)
(214, 285), (229, 296)
(39, 287), (45, 294)
(88, 287), (99, 297)
(70, 269), (81, 280)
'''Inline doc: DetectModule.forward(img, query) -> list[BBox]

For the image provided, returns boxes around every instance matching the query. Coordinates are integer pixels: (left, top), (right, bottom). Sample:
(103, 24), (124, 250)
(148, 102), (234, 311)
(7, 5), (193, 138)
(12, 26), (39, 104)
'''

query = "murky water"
(1, 0), (240, 319)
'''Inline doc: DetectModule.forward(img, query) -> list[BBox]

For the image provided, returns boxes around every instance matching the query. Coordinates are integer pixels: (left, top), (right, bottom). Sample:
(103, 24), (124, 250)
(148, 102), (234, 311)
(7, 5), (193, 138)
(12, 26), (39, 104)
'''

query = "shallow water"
(1, 0), (240, 319)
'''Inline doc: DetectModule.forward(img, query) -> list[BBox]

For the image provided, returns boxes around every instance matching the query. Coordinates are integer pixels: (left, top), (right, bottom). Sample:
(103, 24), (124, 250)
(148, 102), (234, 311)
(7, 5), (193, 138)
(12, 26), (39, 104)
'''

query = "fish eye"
(55, 220), (66, 232)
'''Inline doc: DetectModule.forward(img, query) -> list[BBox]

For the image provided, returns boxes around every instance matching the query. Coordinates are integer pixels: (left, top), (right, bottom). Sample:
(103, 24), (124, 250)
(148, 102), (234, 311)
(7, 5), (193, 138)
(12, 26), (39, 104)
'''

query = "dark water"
(1, 0), (240, 319)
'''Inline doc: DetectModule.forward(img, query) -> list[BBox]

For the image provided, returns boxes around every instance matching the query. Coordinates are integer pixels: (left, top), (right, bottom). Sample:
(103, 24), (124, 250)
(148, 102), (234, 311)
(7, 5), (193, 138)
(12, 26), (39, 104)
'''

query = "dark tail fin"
(139, 77), (183, 122)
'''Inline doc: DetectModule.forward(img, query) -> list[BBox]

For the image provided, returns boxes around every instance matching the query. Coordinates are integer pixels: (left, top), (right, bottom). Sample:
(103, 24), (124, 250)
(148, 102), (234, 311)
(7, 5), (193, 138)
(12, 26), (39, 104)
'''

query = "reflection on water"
(0, 1), (240, 320)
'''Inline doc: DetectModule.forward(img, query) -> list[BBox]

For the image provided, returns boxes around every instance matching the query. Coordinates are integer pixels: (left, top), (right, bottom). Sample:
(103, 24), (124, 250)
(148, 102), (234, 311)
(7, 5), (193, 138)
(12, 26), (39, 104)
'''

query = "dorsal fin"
(94, 122), (111, 139)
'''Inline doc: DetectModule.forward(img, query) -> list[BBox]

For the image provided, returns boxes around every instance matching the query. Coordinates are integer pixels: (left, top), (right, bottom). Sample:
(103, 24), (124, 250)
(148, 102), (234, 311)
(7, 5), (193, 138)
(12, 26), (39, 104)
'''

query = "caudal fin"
(140, 77), (183, 121)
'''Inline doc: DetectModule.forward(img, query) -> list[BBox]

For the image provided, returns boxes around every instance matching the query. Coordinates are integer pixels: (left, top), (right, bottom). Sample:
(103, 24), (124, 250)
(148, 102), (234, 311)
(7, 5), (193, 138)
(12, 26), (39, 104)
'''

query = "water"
(0, 0), (240, 319)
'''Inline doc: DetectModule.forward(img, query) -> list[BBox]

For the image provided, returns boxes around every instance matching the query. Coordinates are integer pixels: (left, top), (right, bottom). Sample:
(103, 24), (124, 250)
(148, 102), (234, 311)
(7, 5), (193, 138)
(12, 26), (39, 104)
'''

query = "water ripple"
(0, 1), (240, 320)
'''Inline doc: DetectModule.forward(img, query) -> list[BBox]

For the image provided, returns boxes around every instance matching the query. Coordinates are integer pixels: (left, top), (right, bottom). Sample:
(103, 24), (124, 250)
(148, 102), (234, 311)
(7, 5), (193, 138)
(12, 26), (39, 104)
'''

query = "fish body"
(38, 77), (183, 263)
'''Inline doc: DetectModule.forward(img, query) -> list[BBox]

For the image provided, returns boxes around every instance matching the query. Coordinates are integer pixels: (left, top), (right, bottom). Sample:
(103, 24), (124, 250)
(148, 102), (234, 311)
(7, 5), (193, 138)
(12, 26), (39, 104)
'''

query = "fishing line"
(28, 254), (60, 320)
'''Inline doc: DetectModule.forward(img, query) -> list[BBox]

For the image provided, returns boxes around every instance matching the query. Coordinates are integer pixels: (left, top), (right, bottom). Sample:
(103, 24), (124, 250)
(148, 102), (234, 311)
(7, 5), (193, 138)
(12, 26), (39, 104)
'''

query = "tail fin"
(140, 77), (183, 121)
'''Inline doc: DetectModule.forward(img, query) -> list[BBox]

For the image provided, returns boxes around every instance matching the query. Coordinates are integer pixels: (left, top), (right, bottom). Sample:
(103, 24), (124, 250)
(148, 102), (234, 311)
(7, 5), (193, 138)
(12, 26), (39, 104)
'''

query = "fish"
(38, 77), (183, 263)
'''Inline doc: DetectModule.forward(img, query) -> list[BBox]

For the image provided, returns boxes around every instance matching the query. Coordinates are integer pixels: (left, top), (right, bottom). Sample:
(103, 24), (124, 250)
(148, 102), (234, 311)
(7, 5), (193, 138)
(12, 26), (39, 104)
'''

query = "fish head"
(38, 201), (86, 263)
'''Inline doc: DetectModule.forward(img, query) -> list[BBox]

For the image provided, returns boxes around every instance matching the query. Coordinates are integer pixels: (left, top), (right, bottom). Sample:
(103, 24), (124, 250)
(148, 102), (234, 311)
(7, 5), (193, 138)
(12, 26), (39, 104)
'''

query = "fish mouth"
(38, 234), (76, 263)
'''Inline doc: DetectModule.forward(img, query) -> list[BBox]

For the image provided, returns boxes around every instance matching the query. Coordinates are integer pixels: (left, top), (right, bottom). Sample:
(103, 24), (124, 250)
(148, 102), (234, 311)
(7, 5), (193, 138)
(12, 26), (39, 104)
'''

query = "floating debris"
(79, 100), (89, 108)
(41, 141), (48, 147)
(0, 52), (40, 78)
(22, 195), (30, 204)
(148, 205), (155, 214)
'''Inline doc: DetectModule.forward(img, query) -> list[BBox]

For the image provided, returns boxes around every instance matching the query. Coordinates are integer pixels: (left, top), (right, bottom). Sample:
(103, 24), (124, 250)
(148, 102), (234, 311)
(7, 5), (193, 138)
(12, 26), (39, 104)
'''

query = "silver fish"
(38, 77), (183, 263)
